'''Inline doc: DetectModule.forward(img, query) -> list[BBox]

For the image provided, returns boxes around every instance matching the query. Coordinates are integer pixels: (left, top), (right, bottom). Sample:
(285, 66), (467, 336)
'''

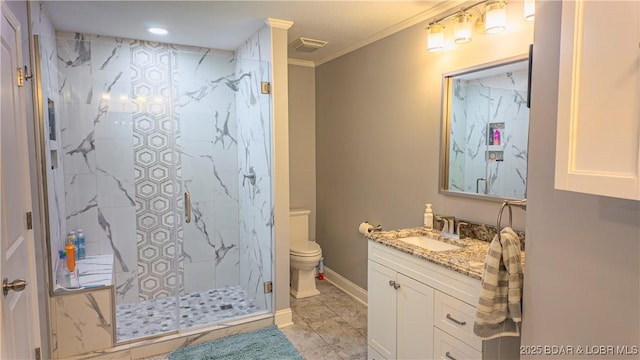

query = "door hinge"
(35, 347), (41, 360)
(264, 281), (273, 294)
(261, 81), (271, 94)
(17, 67), (24, 87)
(26, 212), (33, 230)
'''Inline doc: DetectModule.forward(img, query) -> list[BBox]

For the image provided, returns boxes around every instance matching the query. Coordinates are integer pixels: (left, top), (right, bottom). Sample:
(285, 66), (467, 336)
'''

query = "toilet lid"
(290, 241), (321, 257)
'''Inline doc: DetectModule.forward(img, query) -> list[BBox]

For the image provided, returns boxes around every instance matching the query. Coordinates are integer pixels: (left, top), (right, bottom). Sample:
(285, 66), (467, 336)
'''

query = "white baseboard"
(323, 266), (368, 307)
(274, 308), (293, 328)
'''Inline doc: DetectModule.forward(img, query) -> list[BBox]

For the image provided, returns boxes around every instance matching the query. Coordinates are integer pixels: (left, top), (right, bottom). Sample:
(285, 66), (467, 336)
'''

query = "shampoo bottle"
(67, 231), (78, 260)
(65, 235), (76, 273)
(76, 229), (86, 260)
(424, 204), (434, 230)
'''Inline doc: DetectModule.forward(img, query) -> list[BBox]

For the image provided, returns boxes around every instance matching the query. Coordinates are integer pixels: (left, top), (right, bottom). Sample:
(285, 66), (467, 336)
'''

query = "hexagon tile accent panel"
(131, 40), (184, 300)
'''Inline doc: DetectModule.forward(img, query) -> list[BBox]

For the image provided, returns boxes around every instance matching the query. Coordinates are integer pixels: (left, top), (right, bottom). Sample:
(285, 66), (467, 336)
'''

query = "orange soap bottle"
(65, 235), (76, 272)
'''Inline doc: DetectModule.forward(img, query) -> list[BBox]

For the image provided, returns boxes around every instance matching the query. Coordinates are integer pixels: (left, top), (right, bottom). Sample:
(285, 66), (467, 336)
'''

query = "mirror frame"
(439, 53), (531, 202)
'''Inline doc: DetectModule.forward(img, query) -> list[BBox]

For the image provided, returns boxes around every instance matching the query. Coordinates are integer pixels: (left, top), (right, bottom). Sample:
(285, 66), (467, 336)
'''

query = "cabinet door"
(555, 0), (640, 200)
(397, 273), (435, 360)
(368, 260), (398, 359)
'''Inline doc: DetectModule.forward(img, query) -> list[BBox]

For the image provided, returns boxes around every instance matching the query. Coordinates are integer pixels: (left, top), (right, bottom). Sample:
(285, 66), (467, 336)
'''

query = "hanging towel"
(473, 226), (523, 340)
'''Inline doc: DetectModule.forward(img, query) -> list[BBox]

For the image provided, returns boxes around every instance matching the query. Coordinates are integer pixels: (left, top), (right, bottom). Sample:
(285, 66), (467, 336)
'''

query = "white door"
(1, 3), (40, 359)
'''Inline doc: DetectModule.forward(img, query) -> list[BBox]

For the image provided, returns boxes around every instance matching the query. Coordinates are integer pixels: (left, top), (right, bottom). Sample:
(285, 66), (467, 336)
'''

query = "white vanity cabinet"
(555, 0), (640, 201)
(368, 260), (435, 359)
(367, 241), (520, 360)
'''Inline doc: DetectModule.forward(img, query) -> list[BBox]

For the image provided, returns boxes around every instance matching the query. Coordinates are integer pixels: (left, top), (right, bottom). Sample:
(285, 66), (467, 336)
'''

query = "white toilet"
(289, 209), (322, 298)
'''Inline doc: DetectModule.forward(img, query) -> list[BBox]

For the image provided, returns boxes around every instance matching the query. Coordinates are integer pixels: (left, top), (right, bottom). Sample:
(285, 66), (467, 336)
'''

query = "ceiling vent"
(290, 37), (328, 52)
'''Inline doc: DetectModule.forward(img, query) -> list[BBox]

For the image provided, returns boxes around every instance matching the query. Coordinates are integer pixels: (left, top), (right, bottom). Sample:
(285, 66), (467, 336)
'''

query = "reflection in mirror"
(440, 56), (530, 200)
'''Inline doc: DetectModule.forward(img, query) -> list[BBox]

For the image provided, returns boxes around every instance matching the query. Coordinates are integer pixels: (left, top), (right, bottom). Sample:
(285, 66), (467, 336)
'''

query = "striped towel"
(473, 227), (523, 340)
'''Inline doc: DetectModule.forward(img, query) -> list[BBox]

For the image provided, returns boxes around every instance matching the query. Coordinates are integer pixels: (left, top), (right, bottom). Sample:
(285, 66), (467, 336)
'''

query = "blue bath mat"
(169, 325), (303, 360)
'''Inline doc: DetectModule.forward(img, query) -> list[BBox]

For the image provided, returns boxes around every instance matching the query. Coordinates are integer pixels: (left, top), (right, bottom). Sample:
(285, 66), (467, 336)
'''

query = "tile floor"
(281, 279), (368, 359)
(138, 280), (368, 360)
(117, 285), (259, 342)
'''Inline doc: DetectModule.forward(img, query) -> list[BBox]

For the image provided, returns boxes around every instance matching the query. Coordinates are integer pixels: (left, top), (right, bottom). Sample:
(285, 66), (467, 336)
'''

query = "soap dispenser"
(424, 204), (434, 230)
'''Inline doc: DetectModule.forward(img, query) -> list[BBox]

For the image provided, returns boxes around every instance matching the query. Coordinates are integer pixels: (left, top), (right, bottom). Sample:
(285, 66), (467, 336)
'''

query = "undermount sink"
(397, 236), (461, 252)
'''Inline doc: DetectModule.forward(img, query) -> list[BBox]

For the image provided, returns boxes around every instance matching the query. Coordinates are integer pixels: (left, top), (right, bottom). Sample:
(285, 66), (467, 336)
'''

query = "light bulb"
(453, 13), (473, 44)
(148, 27), (169, 35)
(427, 24), (445, 52)
(524, 0), (535, 21)
(485, 1), (507, 34)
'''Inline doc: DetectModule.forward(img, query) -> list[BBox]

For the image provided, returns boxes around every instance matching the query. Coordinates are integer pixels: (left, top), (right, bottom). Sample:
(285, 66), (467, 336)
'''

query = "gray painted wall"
(315, 5), (533, 289)
(288, 64), (316, 241)
(521, 1), (640, 356)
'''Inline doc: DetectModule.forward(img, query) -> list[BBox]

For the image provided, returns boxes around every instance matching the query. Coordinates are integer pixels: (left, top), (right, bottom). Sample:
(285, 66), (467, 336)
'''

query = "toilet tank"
(289, 209), (311, 247)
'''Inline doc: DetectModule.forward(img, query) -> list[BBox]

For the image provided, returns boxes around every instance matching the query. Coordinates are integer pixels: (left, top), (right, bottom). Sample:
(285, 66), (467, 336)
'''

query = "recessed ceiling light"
(148, 27), (168, 35)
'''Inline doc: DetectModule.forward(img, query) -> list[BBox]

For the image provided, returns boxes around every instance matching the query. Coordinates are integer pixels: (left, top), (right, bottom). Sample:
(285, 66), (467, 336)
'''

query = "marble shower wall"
(56, 32), (139, 304)
(35, 30), (67, 280)
(174, 48), (241, 294)
(449, 68), (529, 199)
(235, 26), (273, 312)
(56, 32), (254, 305)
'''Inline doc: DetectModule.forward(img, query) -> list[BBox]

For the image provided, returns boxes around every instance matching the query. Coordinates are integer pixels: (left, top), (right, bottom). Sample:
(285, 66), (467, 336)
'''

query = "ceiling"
(43, 1), (464, 66)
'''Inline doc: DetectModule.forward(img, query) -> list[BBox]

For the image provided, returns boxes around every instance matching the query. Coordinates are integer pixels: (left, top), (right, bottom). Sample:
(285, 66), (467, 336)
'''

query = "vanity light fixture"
(148, 27), (169, 35)
(425, 0), (523, 52)
(453, 12), (473, 44)
(524, 0), (535, 21)
(426, 23), (446, 52)
(485, 1), (508, 34)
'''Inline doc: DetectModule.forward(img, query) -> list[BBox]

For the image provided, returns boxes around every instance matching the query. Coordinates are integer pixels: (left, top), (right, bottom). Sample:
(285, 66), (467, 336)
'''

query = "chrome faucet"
(456, 221), (468, 238)
(242, 167), (256, 186)
(435, 216), (455, 234)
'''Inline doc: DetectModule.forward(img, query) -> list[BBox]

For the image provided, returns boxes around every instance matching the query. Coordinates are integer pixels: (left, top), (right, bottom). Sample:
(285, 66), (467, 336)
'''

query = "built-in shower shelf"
(49, 253), (116, 359)
(76, 254), (114, 287)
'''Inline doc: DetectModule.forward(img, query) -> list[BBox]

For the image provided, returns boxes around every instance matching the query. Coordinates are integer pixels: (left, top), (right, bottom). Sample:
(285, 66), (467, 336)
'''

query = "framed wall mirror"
(440, 54), (531, 201)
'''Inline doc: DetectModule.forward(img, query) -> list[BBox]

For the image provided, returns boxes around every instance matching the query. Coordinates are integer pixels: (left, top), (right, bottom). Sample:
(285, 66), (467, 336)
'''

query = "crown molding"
(265, 18), (294, 30)
(287, 58), (316, 68)
(314, 0), (466, 66)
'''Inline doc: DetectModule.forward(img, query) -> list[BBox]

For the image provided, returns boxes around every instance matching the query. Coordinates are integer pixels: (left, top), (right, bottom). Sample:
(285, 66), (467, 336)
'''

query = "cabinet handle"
(446, 313), (466, 326)
(445, 351), (457, 360)
(388, 280), (401, 289)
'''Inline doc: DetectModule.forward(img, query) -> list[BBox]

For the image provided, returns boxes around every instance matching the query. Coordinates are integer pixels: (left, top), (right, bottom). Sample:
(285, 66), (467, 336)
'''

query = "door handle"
(445, 351), (457, 360)
(184, 192), (191, 223)
(3, 278), (27, 296)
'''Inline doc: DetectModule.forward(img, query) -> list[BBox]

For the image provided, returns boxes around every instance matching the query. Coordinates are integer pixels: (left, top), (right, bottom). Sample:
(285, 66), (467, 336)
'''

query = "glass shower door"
(174, 49), (273, 331)
(235, 56), (274, 315)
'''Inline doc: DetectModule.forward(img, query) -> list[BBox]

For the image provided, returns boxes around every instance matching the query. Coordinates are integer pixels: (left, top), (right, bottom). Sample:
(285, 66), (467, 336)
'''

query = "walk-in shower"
(37, 31), (274, 343)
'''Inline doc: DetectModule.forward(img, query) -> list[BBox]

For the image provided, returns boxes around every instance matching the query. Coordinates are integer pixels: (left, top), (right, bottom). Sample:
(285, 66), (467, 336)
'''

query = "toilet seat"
(290, 241), (321, 257)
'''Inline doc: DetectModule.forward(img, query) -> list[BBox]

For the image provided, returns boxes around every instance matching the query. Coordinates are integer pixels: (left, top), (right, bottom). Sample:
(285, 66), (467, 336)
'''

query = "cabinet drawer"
(434, 291), (482, 350)
(434, 328), (482, 360)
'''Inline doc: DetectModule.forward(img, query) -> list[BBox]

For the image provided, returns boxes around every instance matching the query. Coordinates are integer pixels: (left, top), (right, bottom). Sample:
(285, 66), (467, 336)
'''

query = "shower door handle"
(185, 192), (191, 223)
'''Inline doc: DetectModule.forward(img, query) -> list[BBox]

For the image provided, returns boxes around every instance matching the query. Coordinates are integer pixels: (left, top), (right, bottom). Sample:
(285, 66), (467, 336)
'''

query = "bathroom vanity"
(366, 228), (521, 360)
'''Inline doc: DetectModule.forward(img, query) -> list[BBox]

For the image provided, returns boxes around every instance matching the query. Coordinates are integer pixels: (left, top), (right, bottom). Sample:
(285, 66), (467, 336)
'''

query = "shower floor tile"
(116, 285), (258, 342)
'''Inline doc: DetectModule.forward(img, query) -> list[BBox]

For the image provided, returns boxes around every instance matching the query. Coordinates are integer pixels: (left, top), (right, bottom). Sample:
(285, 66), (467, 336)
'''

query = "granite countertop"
(366, 227), (525, 281)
